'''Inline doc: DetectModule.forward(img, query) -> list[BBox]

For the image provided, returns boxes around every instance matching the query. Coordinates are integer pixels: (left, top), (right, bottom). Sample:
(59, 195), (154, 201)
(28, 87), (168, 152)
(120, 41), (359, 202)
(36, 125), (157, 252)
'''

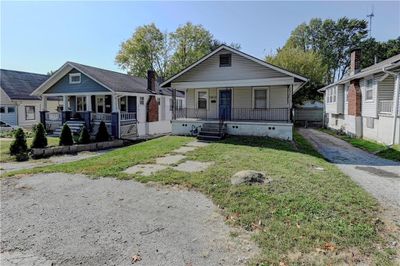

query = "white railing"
(92, 113), (112, 122)
(120, 112), (137, 121)
(45, 112), (61, 121)
(379, 100), (393, 114)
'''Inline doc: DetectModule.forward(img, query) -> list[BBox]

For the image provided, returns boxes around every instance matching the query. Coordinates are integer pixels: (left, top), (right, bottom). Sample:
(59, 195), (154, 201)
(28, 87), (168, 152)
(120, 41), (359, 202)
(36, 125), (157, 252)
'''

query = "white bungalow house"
(0, 69), (60, 128)
(319, 50), (399, 146)
(161, 45), (308, 141)
(31, 62), (184, 140)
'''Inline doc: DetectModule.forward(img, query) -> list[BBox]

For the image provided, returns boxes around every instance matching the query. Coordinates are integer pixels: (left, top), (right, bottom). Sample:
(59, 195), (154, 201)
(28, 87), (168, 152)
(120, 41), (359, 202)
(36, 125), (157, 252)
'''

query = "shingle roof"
(67, 62), (184, 97)
(319, 53), (400, 91)
(0, 69), (49, 100)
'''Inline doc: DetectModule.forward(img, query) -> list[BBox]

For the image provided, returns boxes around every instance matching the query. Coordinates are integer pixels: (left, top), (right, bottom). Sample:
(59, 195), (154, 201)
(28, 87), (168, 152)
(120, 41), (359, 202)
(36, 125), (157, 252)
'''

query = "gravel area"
(298, 128), (400, 216)
(0, 173), (258, 265)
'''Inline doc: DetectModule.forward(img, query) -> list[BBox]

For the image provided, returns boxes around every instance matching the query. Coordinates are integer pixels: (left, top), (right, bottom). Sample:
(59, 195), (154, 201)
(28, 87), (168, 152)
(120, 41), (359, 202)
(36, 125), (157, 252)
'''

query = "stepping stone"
(123, 164), (167, 176)
(185, 141), (210, 148)
(156, 154), (186, 165)
(173, 146), (197, 154)
(173, 161), (214, 173)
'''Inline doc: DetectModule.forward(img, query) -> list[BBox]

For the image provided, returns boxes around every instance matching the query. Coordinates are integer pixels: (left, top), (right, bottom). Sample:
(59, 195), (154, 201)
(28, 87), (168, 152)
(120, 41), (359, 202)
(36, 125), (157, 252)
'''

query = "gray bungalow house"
(162, 45), (308, 140)
(0, 69), (60, 128)
(31, 62), (184, 139)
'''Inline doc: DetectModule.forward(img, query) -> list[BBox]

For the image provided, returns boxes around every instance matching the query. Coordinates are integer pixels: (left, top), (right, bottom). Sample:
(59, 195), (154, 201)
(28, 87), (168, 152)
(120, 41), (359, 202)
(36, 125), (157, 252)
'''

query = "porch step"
(197, 122), (226, 141)
(53, 121), (85, 136)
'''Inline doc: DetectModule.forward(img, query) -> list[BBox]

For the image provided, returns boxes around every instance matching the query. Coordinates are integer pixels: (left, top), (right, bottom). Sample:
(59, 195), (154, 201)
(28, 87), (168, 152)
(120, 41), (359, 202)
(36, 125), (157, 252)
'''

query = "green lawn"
(0, 137), (59, 163)
(319, 128), (400, 162)
(3, 134), (397, 264)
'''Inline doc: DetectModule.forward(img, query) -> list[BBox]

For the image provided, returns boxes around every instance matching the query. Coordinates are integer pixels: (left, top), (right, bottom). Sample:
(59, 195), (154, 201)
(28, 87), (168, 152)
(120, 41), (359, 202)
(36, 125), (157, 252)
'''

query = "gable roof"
(319, 53), (400, 92)
(32, 61), (184, 97)
(160, 45), (308, 88)
(1, 69), (49, 100)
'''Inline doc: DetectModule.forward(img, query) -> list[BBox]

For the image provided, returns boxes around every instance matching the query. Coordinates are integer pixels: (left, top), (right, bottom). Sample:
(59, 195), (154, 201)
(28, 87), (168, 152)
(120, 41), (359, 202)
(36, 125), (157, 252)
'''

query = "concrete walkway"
(298, 128), (400, 213)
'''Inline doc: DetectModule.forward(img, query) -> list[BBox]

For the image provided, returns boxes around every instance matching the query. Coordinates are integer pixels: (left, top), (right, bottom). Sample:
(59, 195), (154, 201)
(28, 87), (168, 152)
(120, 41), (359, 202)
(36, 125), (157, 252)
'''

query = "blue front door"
(219, 90), (232, 120)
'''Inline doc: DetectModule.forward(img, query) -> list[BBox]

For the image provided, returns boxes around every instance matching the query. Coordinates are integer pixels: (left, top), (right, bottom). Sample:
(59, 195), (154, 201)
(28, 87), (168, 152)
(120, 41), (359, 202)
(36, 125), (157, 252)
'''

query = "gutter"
(382, 67), (400, 146)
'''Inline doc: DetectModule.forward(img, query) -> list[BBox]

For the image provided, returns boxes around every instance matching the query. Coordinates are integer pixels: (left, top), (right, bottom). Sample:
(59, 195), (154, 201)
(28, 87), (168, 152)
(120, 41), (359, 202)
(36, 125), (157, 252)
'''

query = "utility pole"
(367, 6), (375, 38)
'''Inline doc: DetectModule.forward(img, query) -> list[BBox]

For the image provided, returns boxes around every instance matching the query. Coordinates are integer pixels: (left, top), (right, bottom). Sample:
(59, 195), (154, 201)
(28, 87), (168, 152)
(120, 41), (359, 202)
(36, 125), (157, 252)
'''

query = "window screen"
(254, 90), (267, 109)
(198, 92), (207, 109)
(219, 54), (231, 67)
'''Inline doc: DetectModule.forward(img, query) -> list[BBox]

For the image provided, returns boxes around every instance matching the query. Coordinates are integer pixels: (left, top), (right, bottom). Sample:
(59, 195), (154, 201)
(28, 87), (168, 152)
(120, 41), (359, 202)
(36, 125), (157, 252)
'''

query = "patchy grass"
(0, 137), (59, 162)
(5, 134), (397, 264)
(319, 128), (400, 162)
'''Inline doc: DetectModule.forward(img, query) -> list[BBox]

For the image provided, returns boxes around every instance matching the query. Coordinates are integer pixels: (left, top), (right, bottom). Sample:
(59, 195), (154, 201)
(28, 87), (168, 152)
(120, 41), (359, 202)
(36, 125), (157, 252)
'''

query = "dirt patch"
(0, 173), (259, 265)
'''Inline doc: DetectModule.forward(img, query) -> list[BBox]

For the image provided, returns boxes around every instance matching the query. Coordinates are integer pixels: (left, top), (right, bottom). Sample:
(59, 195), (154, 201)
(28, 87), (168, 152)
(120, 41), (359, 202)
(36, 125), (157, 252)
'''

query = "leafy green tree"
(116, 23), (169, 78)
(359, 37), (400, 68)
(284, 17), (368, 82)
(31, 123), (48, 148)
(266, 47), (328, 103)
(10, 128), (28, 155)
(168, 22), (214, 75)
(59, 124), (74, 146)
(78, 126), (91, 144)
(95, 121), (110, 142)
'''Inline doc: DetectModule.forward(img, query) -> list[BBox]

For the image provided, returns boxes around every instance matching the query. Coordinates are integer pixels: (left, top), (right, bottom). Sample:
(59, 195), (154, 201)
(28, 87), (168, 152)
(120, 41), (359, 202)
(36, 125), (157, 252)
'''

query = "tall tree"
(266, 47), (328, 104)
(168, 22), (214, 75)
(284, 17), (368, 82)
(359, 37), (400, 68)
(115, 23), (168, 78)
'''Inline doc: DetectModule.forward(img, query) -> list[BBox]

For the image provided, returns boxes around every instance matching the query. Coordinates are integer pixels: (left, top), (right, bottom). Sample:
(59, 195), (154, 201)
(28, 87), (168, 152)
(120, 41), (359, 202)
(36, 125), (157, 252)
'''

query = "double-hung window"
(365, 79), (374, 101)
(254, 88), (268, 109)
(197, 91), (208, 109)
(76, 96), (87, 112)
(25, 106), (35, 120)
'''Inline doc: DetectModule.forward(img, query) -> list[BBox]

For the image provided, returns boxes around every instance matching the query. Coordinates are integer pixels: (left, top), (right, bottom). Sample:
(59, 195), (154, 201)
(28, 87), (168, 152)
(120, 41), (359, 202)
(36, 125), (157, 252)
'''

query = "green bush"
(15, 152), (29, 162)
(59, 124), (74, 146)
(78, 126), (91, 144)
(95, 121), (110, 142)
(9, 128), (28, 155)
(31, 123), (48, 148)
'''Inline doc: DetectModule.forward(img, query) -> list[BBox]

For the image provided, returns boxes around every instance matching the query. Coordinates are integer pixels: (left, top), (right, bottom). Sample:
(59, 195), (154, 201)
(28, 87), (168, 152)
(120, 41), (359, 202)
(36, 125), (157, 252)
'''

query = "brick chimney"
(147, 70), (156, 93)
(350, 48), (361, 75)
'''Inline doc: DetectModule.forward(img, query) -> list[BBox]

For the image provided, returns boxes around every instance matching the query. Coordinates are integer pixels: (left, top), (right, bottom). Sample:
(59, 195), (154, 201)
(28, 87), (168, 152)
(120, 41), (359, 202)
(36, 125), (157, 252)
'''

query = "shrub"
(31, 123), (48, 148)
(9, 128), (28, 155)
(78, 126), (91, 144)
(59, 124), (74, 146)
(15, 152), (29, 162)
(95, 121), (110, 142)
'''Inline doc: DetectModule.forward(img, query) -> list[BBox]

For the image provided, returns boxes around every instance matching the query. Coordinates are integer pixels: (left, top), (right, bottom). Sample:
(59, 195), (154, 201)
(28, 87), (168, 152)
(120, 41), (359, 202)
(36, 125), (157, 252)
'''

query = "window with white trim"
(197, 91), (208, 109)
(254, 88), (268, 109)
(120, 96), (127, 112)
(219, 54), (232, 67)
(139, 97), (144, 105)
(365, 79), (373, 101)
(76, 96), (87, 112)
(25, 106), (35, 120)
(345, 84), (349, 103)
(7, 106), (15, 113)
(69, 73), (81, 84)
(326, 87), (336, 103)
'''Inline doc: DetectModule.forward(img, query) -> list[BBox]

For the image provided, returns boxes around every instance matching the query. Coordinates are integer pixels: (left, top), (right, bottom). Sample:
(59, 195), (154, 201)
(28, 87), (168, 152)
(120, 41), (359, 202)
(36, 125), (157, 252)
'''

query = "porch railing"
(379, 100), (394, 114)
(175, 108), (289, 122)
(92, 113), (112, 122)
(45, 112), (61, 121)
(120, 112), (137, 121)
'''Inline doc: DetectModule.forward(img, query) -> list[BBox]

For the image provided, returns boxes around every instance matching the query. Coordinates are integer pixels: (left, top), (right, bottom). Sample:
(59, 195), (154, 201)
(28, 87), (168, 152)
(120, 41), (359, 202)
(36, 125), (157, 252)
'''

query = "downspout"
(383, 67), (400, 146)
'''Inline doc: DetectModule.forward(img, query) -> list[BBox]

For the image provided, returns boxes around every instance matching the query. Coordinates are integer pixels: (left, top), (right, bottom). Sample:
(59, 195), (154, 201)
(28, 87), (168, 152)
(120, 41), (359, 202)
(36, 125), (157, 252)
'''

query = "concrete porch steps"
(53, 120), (85, 136)
(197, 123), (225, 141)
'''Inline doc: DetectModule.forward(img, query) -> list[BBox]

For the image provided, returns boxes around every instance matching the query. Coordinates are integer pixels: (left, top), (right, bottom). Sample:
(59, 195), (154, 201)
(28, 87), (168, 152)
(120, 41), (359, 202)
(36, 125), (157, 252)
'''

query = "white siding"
(233, 87), (252, 108)
(269, 86), (288, 108)
(174, 49), (287, 83)
(378, 75), (394, 101)
(0, 88), (13, 105)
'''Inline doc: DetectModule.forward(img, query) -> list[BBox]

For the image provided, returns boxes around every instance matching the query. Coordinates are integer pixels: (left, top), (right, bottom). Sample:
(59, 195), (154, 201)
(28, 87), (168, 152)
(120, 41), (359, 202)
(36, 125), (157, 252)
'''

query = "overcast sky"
(1, 1), (399, 74)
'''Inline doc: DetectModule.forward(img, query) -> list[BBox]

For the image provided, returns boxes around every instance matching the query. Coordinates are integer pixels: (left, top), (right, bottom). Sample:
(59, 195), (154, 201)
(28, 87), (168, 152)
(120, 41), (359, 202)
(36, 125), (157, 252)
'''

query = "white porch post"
(112, 94), (119, 112)
(86, 95), (92, 111)
(392, 75), (399, 145)
(63, 95), (68, 110)
(41, 95), (48, 111)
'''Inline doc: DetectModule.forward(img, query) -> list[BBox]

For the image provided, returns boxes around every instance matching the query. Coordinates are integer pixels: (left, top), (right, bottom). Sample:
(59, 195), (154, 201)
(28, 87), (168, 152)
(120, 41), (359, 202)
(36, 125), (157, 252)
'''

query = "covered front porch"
(40, 93), (137, 139)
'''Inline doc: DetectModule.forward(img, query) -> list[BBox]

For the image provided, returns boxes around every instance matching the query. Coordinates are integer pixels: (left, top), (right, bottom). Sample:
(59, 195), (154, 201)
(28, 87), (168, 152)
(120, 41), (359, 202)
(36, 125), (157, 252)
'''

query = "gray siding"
(46, 69), (109, 94)
(174, 49), (287, 83)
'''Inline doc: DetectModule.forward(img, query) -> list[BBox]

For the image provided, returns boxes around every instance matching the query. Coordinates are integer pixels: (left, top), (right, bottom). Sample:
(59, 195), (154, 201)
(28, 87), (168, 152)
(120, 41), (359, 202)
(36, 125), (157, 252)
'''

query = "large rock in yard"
(231, 170), (267, 185)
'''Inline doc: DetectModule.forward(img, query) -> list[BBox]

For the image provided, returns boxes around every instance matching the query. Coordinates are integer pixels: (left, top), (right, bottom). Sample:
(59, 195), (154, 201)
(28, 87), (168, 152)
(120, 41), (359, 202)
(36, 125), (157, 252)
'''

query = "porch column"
(82, 95), (92, 130)
(111, 94), (120, 139)
(172, 89), (177, 120)
(62, 96), (71, 124)
(39, 95), (48, 128)
(41, 96), (48, 111)
(392, 75), (400, 145)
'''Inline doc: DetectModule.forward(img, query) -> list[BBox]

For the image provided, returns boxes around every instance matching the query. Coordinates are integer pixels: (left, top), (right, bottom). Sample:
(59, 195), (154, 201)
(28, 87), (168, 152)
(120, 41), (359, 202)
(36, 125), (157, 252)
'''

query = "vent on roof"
(219, 54), (232, 67)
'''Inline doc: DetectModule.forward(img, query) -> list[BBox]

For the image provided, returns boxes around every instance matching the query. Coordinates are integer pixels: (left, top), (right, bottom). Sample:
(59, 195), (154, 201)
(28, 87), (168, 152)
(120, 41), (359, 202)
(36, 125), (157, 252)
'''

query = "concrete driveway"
(298, 128), (400, 213)
(0, 173), (257, 265)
